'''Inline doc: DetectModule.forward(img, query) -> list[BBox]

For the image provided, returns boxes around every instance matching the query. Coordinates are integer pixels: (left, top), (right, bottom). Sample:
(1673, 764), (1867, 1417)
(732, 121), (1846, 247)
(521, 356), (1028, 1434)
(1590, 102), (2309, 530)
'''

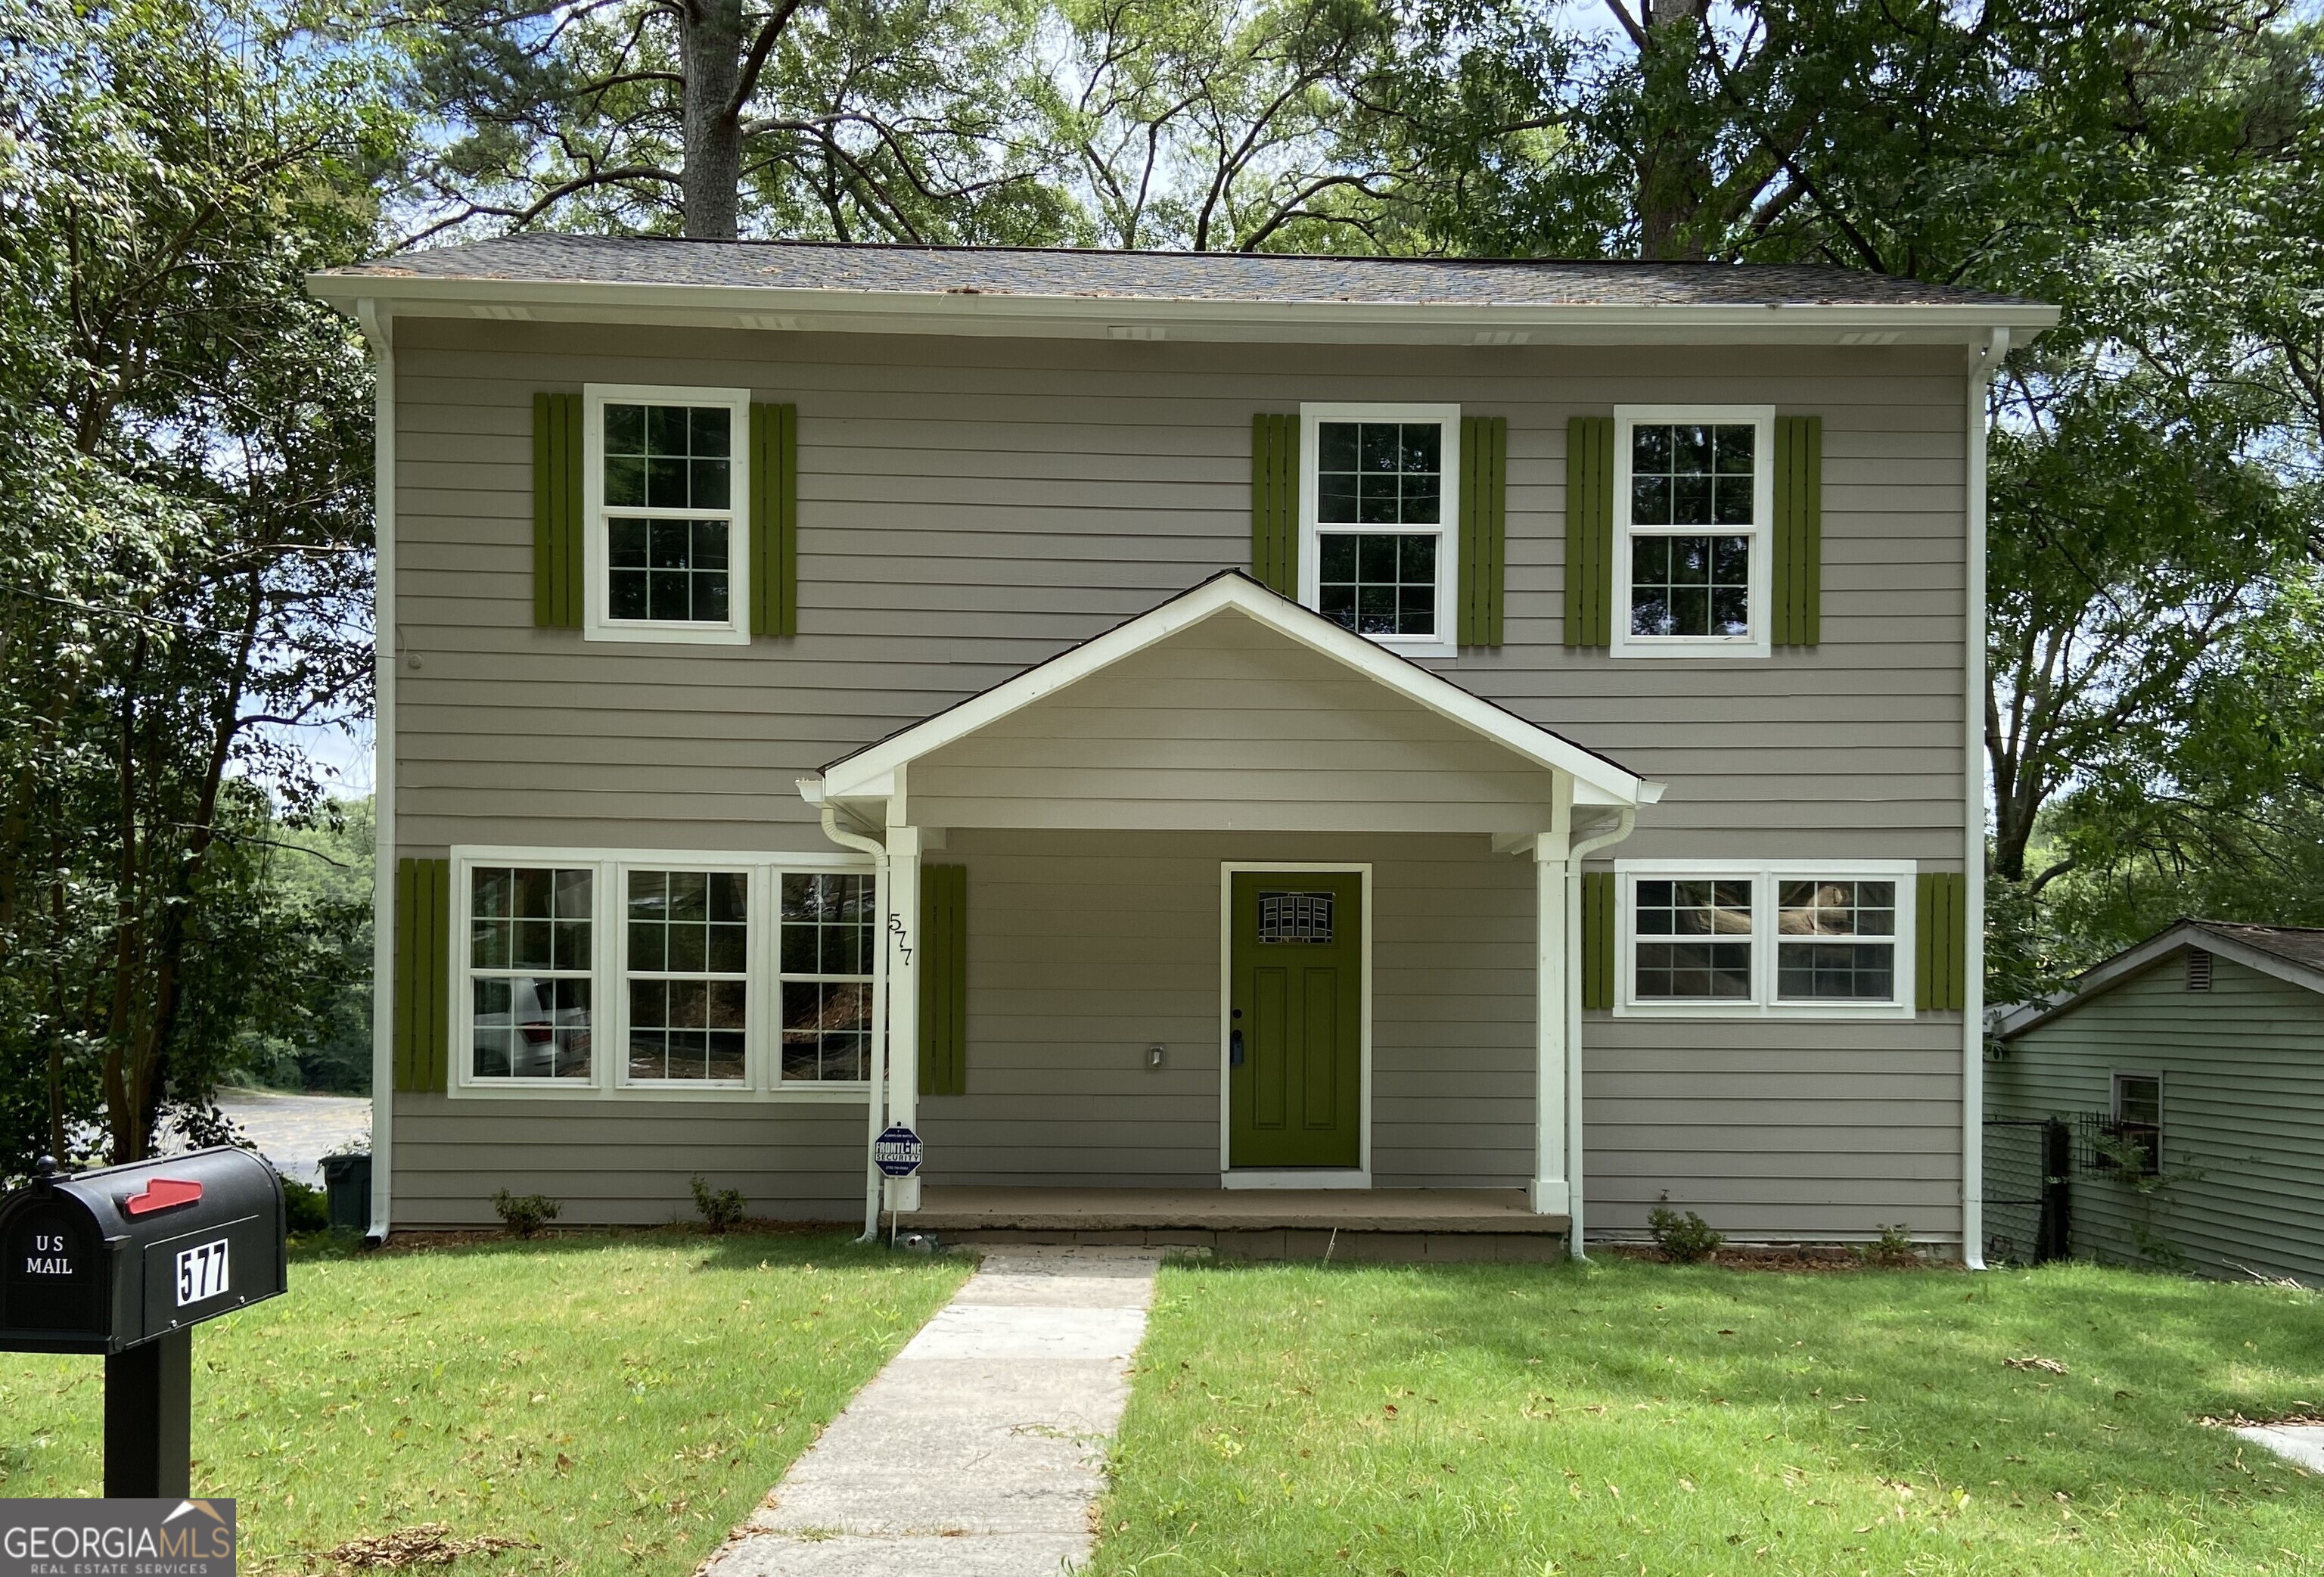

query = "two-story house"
(310, 238), (2055, 1259)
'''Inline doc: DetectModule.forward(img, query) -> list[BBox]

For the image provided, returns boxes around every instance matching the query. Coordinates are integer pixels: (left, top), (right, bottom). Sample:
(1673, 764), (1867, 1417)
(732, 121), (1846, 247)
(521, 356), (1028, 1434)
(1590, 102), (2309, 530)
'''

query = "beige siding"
(1987, 955), (2324, 1283)
(924, 830), (1536, 1188)
(387, 319), (1971, 1240)
(911, 614), (1561, 832)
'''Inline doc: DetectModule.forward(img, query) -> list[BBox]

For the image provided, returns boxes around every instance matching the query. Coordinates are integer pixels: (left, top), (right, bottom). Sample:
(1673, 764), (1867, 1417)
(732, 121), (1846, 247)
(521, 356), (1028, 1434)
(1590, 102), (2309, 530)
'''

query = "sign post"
(0, 1148), (288, 1498)
(872, 1126), (921, 1247)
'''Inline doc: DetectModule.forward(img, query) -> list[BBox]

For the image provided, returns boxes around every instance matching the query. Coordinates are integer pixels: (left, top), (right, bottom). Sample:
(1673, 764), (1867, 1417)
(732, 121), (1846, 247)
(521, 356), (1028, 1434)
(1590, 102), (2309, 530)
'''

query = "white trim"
(1297, 403), (1462, 658)
(1222, 1169), (1372, 1190)
(358, 298), (395, 1240)
(817, 574), (1651, 808)
(1963, 331), (2001, 1270)
(1217, 862), (1373, 1184)
(1609, 406), (1774, 661)
(443, 844), (875, 1102)
(308, 270), (2063, 347)
(1612, 859), (1919, 1020)
(1530, 792), (1574, 1217)
(581, 384), (752, 646)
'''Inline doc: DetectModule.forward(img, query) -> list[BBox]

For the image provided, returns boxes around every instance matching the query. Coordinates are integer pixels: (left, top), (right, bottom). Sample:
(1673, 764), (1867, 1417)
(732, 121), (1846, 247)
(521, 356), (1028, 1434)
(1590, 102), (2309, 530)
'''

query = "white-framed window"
(583, 384), (752, 645)
(1299, 403), (1461, 657)
(1614, 859), (1916, 1018)
(1610, 406), (1773, 659)
(2107, 1070), (2163, 1176)
(451, 847), (874, 1100)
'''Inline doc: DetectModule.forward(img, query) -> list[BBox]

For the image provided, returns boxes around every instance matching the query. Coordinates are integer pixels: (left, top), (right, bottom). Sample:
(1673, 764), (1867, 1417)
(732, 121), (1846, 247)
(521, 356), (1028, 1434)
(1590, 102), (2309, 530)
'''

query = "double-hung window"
(583, 384), (751, 645)
(453, 849), (875, 1098)
(2107, 1072), (2163, 1176)
(1616, 860), (1915, 1017)
(1300, 404), (1460, 657)
(1611, 406), (1772, 658)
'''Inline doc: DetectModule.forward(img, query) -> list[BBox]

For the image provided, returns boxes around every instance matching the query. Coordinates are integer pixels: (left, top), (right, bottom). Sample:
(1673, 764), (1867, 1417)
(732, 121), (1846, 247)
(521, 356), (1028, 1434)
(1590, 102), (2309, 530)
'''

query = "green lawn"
(0, 1231), (968, 1577)
(1092, 1257), (2324, 1576)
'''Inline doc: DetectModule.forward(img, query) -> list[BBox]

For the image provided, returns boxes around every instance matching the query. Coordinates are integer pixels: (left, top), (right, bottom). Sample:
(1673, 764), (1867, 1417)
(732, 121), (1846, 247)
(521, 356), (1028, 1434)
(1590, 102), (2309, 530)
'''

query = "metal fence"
(1984, 1116), (2071, 1265)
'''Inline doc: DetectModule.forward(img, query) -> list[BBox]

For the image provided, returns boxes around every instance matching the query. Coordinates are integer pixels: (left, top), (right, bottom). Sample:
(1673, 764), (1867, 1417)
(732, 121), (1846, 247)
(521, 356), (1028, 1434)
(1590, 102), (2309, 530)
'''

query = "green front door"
(1229, 871), (1362, 1169)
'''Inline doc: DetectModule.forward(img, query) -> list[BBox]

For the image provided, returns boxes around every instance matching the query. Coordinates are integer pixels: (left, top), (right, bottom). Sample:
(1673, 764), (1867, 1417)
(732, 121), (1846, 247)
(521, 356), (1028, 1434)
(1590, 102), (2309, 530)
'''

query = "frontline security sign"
(1, 1499), (235, 1577)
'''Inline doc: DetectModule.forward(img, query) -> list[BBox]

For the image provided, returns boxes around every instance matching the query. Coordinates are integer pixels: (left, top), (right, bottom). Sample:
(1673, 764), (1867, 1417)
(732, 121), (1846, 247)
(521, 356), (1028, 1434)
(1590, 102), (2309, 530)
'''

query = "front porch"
(913, 1184), (1568, 1261)
(797, 574), (1662, 1247)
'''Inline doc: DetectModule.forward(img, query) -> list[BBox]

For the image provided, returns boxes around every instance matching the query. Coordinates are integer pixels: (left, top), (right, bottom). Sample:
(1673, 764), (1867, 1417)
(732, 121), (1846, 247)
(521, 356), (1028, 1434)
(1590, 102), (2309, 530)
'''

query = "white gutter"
(1564, 807), (1639, 1261)
(1962, 327), (2006, 1271)
(306, 272), (2062, 347)
(356, 297), (395, 1246)
(811, 789), (890, 1243)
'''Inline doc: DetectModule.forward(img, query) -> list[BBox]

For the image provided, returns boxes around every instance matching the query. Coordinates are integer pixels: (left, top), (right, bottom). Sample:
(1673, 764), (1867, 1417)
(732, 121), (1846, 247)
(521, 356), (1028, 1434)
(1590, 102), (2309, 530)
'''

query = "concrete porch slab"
(911, 1185), (1567, 1234)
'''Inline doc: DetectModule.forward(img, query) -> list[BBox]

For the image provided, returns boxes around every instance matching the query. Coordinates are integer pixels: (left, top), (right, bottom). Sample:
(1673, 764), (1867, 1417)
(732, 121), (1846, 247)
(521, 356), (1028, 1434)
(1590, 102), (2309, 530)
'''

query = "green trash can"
(322, 1152), (372, 1233)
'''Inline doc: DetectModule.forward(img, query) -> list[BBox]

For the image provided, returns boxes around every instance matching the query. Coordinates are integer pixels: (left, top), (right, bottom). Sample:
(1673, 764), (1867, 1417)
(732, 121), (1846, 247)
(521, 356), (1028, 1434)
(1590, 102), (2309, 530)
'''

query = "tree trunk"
(682, 0), (745, 240)
(1637, 0), (1710, 260)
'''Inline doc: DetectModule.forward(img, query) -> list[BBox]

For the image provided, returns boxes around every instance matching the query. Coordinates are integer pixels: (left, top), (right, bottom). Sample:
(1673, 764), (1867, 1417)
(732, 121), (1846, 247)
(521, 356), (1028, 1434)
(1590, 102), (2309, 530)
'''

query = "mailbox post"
(0, 1147), (287, 1496)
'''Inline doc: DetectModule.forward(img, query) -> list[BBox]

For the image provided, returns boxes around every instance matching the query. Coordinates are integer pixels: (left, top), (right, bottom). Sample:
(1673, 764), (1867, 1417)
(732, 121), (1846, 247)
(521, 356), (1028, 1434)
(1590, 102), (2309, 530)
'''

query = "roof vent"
(1836, 330), (1900, 346)
(1108, 325), (1166, 341)
(1472, 330), (1531, 346)
(739, 313), (798, 331)
(470, 303), (532, 321)
(2186, 948), (2213, 992)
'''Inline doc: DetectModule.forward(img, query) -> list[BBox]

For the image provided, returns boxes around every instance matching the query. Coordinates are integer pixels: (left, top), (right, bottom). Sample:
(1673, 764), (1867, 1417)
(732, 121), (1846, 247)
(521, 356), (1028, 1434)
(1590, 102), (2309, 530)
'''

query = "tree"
(398, 0), (1070, 243)
(0, 0), (396, 1174)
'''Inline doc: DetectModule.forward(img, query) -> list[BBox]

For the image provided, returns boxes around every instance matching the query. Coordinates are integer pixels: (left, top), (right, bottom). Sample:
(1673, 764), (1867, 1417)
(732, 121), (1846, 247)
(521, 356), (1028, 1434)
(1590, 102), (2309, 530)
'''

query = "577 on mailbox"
(0, 1149), (286, 1355)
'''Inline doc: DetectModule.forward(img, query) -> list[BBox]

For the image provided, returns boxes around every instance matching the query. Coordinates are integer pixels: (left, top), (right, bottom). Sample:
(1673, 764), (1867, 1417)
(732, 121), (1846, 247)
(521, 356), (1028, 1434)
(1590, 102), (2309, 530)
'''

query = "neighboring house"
(1990, 919), (2324, 1284)
(308, 238), (2054, 1254)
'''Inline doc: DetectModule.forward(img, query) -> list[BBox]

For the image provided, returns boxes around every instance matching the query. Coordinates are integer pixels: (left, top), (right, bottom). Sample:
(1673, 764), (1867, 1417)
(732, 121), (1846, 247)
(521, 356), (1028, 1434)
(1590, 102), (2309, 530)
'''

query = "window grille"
(1258, 891), (1334, 944)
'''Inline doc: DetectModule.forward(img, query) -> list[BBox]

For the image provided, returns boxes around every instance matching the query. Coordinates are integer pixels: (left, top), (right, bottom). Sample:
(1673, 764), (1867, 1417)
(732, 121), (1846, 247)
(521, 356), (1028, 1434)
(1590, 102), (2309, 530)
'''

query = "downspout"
(1962, 328), (2006, 1271)
(357, 298), (395, 1246)
(813, 796), (890, 1243)
(1564, 806), (1639, 1261)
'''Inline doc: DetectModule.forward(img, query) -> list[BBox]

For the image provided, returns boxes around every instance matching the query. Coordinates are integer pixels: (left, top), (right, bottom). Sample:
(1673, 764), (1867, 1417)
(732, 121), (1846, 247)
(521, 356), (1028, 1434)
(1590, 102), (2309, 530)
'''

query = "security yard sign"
(874, 1126), (923, 1178)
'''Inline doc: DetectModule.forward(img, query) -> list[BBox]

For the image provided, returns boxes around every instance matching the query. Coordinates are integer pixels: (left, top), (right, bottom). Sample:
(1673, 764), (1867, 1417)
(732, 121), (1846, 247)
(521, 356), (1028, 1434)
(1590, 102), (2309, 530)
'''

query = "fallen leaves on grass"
(328, 1524), (533, 1568)
(2006, 1357), (2068, 1375)
(2197, 1410), (2324, 1429)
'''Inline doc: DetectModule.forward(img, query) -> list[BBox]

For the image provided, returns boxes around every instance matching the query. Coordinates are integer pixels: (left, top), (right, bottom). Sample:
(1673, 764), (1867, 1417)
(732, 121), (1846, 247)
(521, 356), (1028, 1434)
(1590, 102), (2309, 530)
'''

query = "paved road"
(215, 1090), (371, 1186)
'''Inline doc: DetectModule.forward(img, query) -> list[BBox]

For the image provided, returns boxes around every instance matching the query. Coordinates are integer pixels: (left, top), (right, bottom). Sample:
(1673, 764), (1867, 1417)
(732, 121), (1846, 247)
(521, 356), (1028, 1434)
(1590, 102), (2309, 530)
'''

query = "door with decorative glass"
(1229, 871), (1362, 1169)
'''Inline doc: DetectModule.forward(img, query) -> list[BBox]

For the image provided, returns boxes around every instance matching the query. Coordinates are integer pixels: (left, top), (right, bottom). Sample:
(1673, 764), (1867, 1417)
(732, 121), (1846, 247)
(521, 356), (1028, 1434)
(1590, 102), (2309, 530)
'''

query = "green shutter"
(1564, 416), (1614, 648)
(533, 393), (583, 628)
(1458, 415), (1507, 647)
(918, 863), (968, 1096)
(750, 402), (799, 637)
(1915, 870), (1968, 1012)
(1580, 870), (1616, 1010)
(1772, 414), (1822, 647)
(393, 857), (452, 1093)
(1251, 414), (1300, 596)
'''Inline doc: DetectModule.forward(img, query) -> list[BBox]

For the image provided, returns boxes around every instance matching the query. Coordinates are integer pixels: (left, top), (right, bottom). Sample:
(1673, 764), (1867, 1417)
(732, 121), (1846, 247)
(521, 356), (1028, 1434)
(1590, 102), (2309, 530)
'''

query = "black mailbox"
(1, 1146), (287, 1355)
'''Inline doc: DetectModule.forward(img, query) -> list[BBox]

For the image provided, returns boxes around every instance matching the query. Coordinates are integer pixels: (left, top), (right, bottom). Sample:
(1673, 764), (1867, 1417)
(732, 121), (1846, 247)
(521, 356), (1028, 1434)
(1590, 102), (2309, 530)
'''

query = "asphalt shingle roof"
(329, 233), (2034, 309)
(2189, 919), (2324, 978)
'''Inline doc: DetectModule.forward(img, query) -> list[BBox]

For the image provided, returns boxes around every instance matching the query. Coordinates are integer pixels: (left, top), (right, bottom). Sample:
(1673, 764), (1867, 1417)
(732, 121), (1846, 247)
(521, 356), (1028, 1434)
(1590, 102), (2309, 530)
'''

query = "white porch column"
(883, 816), (923, 1214)
(1531, 822), (1572, 1218)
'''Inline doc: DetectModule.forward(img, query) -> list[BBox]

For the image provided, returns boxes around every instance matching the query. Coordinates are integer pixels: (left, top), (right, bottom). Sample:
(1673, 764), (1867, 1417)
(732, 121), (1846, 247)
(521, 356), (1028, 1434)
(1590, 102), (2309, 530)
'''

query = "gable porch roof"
(798, 571), (1659, 821)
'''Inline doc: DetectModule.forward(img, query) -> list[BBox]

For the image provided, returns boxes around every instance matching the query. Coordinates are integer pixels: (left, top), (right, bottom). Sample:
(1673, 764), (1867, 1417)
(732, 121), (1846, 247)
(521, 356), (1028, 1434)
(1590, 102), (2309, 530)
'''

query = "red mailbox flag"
(123, 1178), (203, 1217)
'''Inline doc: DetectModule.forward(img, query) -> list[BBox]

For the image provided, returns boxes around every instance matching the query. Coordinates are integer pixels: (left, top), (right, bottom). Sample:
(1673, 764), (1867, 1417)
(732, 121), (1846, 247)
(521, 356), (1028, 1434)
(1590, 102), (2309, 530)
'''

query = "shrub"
(491, 1190), (561, 1238)
(690, 1174), (746, 1233)
(281, 1177), (331, 1234)
(1859, 1223), (1919, 1268)
(1647, 1205), (1724, 1264)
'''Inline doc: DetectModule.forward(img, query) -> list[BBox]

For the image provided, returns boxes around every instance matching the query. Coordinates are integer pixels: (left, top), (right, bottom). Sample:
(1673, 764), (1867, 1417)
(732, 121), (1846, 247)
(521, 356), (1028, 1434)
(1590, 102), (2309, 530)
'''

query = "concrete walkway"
(702, 1245), (1162, 1577)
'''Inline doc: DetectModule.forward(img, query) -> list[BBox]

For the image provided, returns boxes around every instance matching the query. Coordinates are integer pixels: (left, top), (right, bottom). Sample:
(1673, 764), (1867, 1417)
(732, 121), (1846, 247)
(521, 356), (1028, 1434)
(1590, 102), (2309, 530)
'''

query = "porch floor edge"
(909, 1185), (1567, 1235)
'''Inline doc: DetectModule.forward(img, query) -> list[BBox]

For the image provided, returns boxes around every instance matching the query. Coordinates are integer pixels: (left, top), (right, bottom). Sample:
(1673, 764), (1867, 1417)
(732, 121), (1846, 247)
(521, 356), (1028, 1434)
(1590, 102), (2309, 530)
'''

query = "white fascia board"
(306, 272), (2061, 347)
(817, 576), (1646, 807)
(1997, 922), (2324, 1039)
